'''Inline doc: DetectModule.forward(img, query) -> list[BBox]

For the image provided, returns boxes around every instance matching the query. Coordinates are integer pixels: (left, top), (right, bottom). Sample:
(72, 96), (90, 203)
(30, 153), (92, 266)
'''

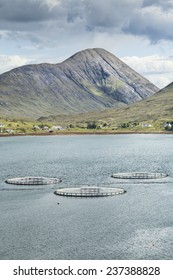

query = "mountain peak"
(64, 47), (118, 62)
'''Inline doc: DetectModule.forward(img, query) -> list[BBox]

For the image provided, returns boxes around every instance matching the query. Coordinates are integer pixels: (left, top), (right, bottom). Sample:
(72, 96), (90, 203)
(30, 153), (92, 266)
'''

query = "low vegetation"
(0, 116), (172, 135)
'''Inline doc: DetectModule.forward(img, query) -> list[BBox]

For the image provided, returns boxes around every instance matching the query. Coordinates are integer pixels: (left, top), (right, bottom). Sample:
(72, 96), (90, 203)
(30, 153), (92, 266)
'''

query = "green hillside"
(37, 82), (173, 132)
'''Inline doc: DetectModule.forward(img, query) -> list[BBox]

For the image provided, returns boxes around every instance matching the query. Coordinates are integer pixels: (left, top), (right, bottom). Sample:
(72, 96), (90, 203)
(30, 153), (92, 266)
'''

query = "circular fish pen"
(111, 172), (168, 179)
(54, 186), (126, 197)
(5, 177), (62, 185)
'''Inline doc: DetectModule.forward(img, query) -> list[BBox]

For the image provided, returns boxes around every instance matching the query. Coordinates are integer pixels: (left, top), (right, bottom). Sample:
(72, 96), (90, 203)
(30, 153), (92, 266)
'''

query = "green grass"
(0, 118), (54, 134)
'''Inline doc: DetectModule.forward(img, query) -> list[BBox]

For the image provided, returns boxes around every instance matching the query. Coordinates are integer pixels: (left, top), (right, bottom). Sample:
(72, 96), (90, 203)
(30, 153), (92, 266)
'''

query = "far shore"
(0, 130), (173, 137)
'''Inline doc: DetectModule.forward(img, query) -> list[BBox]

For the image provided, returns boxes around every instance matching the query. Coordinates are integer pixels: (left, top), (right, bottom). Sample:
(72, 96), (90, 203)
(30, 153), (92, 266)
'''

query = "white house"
(43, 126), (49, 130)
(141, 123), (152, 127)
(33, 125), (41, 130)
(6, 129), (14, 134)
(51, 125), (63, 130)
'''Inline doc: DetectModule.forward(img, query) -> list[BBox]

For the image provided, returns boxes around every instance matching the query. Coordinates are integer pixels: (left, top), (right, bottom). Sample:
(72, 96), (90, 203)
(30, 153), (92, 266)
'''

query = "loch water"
(0, 134), (173, 260)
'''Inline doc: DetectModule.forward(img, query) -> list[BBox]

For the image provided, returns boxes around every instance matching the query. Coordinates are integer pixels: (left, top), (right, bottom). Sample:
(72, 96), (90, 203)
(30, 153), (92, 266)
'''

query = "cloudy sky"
(0, 0), (173, 88)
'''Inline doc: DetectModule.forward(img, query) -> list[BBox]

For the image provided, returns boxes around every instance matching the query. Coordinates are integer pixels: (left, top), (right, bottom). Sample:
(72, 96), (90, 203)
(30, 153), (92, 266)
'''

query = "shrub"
(18, 127), (27, 133)
(69, 124), (75, 128)
(164, 121), (173, 131)
(87, 121), (97, 129)
(103, 123), (108, 127)
(120, 123), (130, 128)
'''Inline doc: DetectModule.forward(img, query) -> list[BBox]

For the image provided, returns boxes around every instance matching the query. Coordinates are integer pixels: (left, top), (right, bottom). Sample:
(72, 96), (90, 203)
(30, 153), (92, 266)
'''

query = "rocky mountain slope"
(43, 81), (172, 127)
(0, 48), (158, 118)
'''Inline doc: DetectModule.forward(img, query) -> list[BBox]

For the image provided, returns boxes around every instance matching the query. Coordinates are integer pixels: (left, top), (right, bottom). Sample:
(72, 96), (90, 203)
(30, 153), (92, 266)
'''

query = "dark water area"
(0, 134), (173, 260)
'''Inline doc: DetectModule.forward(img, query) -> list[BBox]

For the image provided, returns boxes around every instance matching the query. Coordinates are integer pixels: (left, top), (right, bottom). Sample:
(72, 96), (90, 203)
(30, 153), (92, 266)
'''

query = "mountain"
(43, 81), (172, 127)
(113, 81), (173, 122)
(0, 48), (158, 118)
(107, 80), (173, 124)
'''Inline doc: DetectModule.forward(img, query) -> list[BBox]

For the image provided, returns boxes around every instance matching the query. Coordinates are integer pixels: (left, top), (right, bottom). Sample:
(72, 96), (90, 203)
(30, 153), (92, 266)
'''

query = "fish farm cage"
(5, 177), (62, 185)
(111, 172), (168, 179)
(54, 186), (126, 197)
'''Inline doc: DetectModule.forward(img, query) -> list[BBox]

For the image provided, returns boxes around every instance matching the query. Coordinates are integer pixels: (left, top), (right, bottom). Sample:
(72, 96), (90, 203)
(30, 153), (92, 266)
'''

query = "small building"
(6, 129), (14, 134)
(141, 123), (152, 127)
(33, 125), (41, 130)
(51, 125), (63, 130)
(42, 126), (49, 130)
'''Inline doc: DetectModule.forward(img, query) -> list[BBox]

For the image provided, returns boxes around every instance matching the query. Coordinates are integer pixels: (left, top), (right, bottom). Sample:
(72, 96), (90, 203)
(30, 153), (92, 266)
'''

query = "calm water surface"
(0, 134), (173, 260)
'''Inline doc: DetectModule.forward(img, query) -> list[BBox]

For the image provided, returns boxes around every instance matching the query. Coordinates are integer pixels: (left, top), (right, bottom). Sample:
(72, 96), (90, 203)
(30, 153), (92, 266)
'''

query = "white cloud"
(0, 55), (32, 74)
(125, 5), (173, 41)
(43, 0), (60, 8)
(122, 55), (173, 74)
(121, 55), (173, 88)
(146, 75), (171, 89)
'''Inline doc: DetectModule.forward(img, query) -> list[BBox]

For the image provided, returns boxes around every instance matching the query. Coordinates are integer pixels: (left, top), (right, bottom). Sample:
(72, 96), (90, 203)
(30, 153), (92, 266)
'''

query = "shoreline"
(0, 130), (173, 137)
